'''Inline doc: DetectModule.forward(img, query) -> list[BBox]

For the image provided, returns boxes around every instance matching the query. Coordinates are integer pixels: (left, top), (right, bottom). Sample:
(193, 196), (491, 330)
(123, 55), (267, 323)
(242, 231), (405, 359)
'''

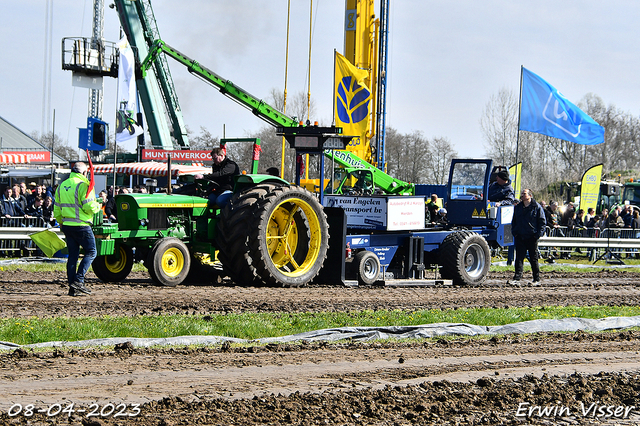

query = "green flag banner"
(29, 229), (66, 258)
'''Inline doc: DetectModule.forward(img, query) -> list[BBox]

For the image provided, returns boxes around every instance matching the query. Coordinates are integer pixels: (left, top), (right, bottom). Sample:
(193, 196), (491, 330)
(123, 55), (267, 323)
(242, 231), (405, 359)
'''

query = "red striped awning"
(0, 153), (31, 164)
(93, 162), (210, 178)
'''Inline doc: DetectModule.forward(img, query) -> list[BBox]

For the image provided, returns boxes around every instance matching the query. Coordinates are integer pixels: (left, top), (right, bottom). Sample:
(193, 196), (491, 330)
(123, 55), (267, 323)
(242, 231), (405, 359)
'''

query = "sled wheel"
(354, 250), (380, 286)
(217, 184), (329, 287)
(147, 238), (191, 287)
(439, 230), (491, 285)
(92, 244), (133, 283)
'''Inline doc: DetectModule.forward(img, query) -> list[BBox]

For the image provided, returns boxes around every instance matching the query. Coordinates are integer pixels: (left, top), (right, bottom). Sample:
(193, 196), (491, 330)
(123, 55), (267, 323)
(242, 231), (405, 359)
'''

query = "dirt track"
(1, 269), (640, 425)
(2, 269), (640, 318)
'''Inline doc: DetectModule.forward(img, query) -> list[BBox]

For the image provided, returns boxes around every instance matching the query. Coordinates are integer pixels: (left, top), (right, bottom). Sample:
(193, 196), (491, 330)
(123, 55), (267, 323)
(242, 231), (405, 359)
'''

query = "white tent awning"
(0, 153), (30, 164)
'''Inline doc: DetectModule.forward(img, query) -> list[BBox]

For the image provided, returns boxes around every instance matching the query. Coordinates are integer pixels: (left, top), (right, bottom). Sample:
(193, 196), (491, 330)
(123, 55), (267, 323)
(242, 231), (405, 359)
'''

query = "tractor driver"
(205, 147), (240, 208)
(488, 170), (516, 206)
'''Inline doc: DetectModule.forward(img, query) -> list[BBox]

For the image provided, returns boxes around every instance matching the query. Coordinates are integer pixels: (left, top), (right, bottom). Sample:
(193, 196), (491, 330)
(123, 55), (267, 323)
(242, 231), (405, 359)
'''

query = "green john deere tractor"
(91, 175), (329, 287)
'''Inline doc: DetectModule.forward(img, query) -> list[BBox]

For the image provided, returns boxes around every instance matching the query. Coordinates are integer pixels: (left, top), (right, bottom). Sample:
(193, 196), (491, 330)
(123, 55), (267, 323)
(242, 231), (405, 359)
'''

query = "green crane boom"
(142, 40), (298, 129)
(325, 149), (414, 195)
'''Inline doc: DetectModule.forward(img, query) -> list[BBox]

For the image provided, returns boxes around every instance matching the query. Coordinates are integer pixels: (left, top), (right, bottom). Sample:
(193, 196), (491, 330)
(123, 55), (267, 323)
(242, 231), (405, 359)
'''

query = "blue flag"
(519, 67), (604, 145)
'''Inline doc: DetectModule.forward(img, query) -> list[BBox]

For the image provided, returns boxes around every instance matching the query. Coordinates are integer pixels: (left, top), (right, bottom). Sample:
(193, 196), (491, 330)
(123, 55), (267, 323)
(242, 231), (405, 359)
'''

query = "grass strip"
(2, 305), (640, 346)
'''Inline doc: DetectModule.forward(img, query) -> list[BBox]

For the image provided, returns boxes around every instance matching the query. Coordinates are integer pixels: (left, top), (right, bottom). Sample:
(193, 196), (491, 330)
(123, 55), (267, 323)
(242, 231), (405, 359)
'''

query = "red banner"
(142, 149), (212, 163)
(85, 150), (94, 197)
(252, 144), (261, 161)
(2, 151), (50, 163)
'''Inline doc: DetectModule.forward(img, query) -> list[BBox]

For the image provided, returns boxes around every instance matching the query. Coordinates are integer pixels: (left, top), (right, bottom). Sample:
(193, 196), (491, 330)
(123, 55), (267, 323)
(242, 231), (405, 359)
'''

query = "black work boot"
(70, 281), (92, 295)
(68, 287), (86, 297)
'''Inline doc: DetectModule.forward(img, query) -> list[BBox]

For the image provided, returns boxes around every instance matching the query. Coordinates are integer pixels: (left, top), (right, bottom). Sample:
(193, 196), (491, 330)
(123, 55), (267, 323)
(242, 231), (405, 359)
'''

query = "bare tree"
(384, 128), (431, 184)
(578, 94), (640, 172)
(188, 126), (219, 150)
(480, 87), (570, 193)
(248, 125), (297, 179)
(268, 87), (285, 113)
(480, 87), (519, 166)
(31, 131), (77, 162)
(404, 131), (431, 184)
(426, 137), (458, 184)
(384, 127), (406, 180)
(267, 88), (317, 124)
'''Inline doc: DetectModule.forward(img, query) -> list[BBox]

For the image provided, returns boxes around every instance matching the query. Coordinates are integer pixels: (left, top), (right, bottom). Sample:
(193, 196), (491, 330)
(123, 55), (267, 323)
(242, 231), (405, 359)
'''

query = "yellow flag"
(29, 229), (66, 258)
(334, 52), (370, 139)
(509, 162), (522, 197)
(579, 164), (603, 213)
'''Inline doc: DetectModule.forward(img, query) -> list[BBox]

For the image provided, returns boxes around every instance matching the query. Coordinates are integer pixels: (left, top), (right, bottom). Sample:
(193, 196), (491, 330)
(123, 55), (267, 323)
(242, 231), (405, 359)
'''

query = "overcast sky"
(1, 1), (639, 159)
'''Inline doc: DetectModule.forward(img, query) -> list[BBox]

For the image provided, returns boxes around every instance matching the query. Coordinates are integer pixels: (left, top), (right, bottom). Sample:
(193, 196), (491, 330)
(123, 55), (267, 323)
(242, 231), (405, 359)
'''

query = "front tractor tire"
(92, 244), (134, 283)
(216, 184), (329, 287)
(147, 238), (191, 287)
(439, 231), (491, 285)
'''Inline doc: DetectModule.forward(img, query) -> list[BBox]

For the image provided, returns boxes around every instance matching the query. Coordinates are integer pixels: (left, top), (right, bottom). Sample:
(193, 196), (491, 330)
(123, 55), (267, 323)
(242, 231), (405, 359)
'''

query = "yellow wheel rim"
(160, 247), (185, 278)
(105, 246), (128, 273)
(266, 197), (322, 277)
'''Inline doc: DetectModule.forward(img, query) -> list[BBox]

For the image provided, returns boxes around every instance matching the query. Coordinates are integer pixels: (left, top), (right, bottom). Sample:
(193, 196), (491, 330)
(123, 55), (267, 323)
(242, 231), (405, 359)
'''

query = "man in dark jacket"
(205, 147), (240, 208)
(510, 188), (546, 285)
(488, 170), (515, 206)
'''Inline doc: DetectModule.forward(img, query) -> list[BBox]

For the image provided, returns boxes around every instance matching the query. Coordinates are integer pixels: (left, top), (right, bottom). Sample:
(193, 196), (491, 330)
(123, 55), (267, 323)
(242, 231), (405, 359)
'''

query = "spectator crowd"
(0, 180), (157, 228)
(542, 201), (640, 234)
(0, 181), (56, 227)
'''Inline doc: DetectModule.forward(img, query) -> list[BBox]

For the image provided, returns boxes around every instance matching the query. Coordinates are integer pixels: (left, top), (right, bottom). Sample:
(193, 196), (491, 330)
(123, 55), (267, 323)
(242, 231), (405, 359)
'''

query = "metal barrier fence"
(0, 218), (638, 260)
(538, 226), (640, 261)
(0, 217), (62, 257)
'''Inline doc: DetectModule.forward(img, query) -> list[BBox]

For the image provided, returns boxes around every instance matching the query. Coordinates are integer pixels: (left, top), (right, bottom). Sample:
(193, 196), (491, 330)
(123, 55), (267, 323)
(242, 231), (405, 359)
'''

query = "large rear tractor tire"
(147, 237), (191, 287)
(92, 244), (134, 283)
(439, 230), (491, 285)
(216, 184), (329, 287)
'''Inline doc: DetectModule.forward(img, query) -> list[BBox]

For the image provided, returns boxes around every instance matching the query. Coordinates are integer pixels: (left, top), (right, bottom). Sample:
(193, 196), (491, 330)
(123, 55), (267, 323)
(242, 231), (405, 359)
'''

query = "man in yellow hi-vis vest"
(54, 162), (101, 296)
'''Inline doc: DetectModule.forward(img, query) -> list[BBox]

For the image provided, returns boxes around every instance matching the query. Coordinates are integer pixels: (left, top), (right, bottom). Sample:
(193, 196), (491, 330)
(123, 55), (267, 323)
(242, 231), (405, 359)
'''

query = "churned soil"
(0, 268), (639, 425)
(1, 269), (640, 318)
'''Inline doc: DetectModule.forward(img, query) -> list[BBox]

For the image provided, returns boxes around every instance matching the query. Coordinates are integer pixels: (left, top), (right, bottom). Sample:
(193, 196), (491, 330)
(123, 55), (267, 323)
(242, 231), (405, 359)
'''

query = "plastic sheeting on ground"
(492, 260), (640, 269)
(1, 316), (639, 351)
(0, 257), (66, 265)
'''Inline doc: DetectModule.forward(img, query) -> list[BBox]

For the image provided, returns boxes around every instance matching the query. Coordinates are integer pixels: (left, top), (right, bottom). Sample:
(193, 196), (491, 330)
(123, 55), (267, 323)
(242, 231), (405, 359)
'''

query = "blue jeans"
(61, 225), (97, 285)
(208, 190), (233, 208)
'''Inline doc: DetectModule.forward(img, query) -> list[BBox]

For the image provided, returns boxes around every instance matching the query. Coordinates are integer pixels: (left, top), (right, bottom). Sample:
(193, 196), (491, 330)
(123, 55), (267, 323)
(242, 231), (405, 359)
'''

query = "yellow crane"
(342, 0), (379, 166)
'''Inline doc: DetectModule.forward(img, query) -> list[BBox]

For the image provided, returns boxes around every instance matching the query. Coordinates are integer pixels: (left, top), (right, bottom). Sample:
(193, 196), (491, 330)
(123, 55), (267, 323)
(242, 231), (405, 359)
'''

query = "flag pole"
(280, 0), (291, 180)
(50, 109), (55, 186)
(515, 65), (524, 192)
(332, 49), (336, 127)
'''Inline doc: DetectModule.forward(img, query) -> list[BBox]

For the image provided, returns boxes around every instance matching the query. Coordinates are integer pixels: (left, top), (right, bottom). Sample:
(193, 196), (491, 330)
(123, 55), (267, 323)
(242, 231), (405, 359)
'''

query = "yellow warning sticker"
(471, 208), (486, 219)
